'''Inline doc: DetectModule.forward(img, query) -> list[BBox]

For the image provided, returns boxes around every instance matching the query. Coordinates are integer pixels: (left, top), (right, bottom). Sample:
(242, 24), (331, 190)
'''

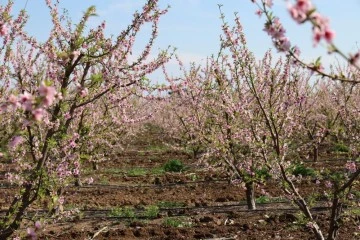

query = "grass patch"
(143, 205), (160, 219)
(150, 167), (165, 175)
(346, 208), (360, 216)
(98, 176), (110, 185)
(163, 217), (192, 227)
(127, 168), (147, 177)
(145, 144), (170, 152)
(256, 196), (285, 204)
(333, 142), (350, 153)
(256, 196), (271, 204)
(163, 159), (186, 172)
(291, 164), (316, 177)
(109, 206), (136, 218)
(126, 167), (166, 176)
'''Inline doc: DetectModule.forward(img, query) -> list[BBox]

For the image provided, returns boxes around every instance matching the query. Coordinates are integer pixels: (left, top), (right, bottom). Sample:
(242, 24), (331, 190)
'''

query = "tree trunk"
(327, 197), (342, 240)
(313, 145), (319, 162)
(0, 184), (34, 239)
(245, 181), (256, 210)
(92, 161), (99, 170)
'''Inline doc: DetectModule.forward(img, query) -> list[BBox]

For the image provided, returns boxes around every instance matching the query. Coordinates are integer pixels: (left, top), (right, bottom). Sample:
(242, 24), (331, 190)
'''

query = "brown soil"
(0, 132), (359, 240)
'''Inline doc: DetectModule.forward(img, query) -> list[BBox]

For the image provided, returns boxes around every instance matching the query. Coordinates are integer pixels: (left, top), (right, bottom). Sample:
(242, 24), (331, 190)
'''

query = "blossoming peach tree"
(249, 1), (359, 240)
(160, 11), (311, 211)
(0, 0), (172, 238)
(158, 2), (358, 239)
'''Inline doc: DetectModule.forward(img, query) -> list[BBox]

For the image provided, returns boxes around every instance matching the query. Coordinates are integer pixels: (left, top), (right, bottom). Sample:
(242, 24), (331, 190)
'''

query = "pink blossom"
(34, 221), (41, 230)
(277, 37), (291, 52)
(255, 9), (263, 17)
(19, 92), (33, 111)
(8, 94), (19, 107)
(32, 108), (44, 121)
(313, 28), (322, 46)
(19, 92), (32, 103)
(265, 0), (273, 8)
(293, 46), (301, 56)
(325, 180), (333, 188)
(288, 6), (306, 23)
(38, 84), (56, 107)
(0, 103), (7, 112)
(9, 136), (23, 149)
(288, 0), (313, 23)
(0, 24), (8, 37)
(69, 141), (77, 148)
(324, 28), (335, 43)
(79, 88), (88, 97)
(64, 112), (71, 120)
(264, 18), (286, 39)
(55, 91), (63, 100)
(26, 227), (36, 239)
(345, 161), (357, 174)
(296, 0), (313, 13)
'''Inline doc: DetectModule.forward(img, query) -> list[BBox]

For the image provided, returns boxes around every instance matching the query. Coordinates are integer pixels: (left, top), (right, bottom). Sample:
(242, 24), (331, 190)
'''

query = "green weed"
(144, 205), (160, 218)
(163, 159), (186, 172)
(127, 168), (147, 177)
(292, 164), (316, 177)
(109, 206), (136, 218)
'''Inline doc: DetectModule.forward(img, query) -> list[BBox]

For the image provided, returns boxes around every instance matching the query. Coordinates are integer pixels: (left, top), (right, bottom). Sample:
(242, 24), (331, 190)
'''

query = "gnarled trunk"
(245, 181), (256, 210)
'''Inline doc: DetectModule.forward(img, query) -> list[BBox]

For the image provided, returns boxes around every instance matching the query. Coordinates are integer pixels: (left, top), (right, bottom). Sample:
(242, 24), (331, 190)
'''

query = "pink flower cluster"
(0, 23), (8, 36)
(288, 0), (335, 45)
(288, 0), (313, 23)
(26, 221), (41, 240)
(8, 136), (23, 149)
(345, 161), (357, 174)
(38, 83), (57, 107)
(263, 18), (291, 52)
(4, 83), (59, 122)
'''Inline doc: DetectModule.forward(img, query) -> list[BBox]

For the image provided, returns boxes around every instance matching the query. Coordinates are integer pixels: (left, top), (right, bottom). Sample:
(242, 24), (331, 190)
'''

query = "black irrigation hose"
(0, 179), (230, 189)
(43, 204), (360, 220)
(0, 174), (358, 189)
(0, 201), (308, 214)
(0, 200), (358, 216)
(1, 203), (358, 221)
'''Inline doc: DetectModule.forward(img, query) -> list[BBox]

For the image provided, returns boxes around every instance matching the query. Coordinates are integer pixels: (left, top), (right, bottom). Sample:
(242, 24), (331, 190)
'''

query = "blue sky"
(9, 0), (360, 80)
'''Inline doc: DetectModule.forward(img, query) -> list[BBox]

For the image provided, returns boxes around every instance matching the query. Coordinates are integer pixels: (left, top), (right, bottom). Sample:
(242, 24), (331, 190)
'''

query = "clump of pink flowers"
(345, 161), (357, 174)
(256, 0), (336, 52)
(26, 221), (42, 240)
(4, 82), (60, 122)
(288, 0), (335, 45)
(263, 17), (291, 52)
(38, 83), (57, 107)
(0, 22), (8, 36)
